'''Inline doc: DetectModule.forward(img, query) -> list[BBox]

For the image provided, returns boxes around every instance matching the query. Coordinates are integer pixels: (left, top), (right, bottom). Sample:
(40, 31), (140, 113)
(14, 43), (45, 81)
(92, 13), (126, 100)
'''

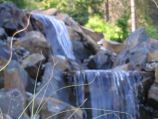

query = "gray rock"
(4, 60), (34, 93)
(148, 83), (158, 109)
(37, 56), (71, 102)
(125, 28), (149, 49)
(0, 27), (7, 40)
(22, 53), (45, 68)
(86, 50), (114, 69)
(15, 31), (50, 57)
(114, 28), (150, 69)
(0, 89), (25, 119)
(22, 53), (45, 80)
(0, 3), (29, 36)
(72, 39), (95, 63)
(29, 97), (83, 119)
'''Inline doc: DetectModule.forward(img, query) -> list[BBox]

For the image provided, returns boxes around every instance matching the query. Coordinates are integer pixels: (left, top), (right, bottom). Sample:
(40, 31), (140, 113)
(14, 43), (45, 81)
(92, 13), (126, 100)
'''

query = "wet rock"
(0, 41), (10, 57)
(0, 40), (17, 65)
(30, 97), (83, 119)
(0, 27), (7, 40)
(114, 28), (150, 69)
(48, 56), (71, 72)
(148, 83), (158, 109)
(115, 43), (149, 69)
(37, 57), (68, 101)
(144, 61), (158, 71)
(0, 3), (29, 36)
(67, 26), (81, 41)
(15, 31), (50, 57)
(98, 39), (124, 54)
(113, 64), (132, 71)
(14, 47), (30, 61)
(125, 28), (149, 49)
(0, 89), (25, 119)
(86, 50), (114, 69)
(36, 56), (71, 102)
(4, 60), (34, 93)
(22, 53), (45, 80)
(72, 39), (95, 63)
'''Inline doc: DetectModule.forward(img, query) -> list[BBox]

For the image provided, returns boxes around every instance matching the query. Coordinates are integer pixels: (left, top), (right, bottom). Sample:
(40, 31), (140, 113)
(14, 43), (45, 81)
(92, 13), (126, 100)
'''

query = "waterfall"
(33, 13), (75, 60)
(72, 70), (143, 119)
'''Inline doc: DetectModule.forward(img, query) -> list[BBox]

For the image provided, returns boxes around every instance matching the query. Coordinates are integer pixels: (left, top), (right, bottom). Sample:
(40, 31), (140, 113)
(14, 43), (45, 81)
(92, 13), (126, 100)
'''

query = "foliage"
(0, 0), (41, 9)
(116, 14), (129, 42)
(2, 0), (158, 41)
(85, 15), (126, 42)
(39, 0), (105, 25)
(145, 25), (158, 39)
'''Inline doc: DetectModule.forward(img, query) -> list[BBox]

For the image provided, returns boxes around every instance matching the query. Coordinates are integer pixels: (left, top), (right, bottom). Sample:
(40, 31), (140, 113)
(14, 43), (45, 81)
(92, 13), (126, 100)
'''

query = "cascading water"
(33, 13), (75, 60)
(72, 70), (143, 119)
(32, 13), (144, 119)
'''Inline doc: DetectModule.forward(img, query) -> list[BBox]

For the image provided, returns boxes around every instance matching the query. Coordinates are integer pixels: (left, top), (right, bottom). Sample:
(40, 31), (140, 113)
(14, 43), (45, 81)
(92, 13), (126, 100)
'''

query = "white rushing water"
(72, 70), (143, 119)
(33, 13), (75, 60)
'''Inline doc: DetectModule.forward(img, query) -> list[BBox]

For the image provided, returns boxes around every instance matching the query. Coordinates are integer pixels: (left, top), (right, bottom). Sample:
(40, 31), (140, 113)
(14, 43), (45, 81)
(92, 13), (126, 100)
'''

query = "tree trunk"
(104, 0), (109, 21)
(131, 0), (136, 32)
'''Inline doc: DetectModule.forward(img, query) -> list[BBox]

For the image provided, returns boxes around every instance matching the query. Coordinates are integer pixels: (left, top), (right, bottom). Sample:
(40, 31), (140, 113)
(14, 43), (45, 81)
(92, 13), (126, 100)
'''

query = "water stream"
(72, 70), (143, 119)
(33, 13), (144, 119)
(33, 13), (75, 60)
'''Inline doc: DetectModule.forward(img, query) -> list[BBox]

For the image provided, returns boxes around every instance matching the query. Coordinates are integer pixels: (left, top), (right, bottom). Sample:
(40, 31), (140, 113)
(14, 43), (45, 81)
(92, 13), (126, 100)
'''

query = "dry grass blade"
(0, 108), (3, 119)
(31, 59), (42, 119)
(45, 107), (132, 119)
(152, 0), (158, 8)
(67, 98), (87, 119)
(0, 13), (31, 72)
(18, 57), (59, 119)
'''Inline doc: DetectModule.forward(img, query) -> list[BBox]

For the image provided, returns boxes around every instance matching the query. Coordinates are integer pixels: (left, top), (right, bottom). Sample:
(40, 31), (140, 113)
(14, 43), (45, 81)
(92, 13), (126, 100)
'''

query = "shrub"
(85, 15), (126, 42)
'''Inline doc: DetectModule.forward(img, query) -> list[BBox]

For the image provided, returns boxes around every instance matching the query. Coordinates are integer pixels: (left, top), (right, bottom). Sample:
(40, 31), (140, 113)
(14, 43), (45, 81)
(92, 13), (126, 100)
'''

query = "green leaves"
(85, 14), (128, 42)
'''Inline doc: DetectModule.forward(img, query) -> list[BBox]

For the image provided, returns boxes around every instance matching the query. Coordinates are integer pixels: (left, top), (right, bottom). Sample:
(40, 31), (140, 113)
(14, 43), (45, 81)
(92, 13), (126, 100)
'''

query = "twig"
(152, 0), (158, 8)
(0, 13), (31, 72)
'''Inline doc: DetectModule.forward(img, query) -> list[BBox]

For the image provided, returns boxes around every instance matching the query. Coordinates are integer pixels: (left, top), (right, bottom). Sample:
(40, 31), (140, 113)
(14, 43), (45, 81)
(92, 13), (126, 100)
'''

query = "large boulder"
(72, 39), (96, 63)
(4, 60), (34, 93)
(0, 89), (26, 119)
(15, 31), (50, 57)
(0, 3), (31, 36)
(114, 28), (150, 69)
(85, 50), (114, 69)
(22, 53), (45, 80)
(36, 56), (71, 102)
(124, 28), (149, 49)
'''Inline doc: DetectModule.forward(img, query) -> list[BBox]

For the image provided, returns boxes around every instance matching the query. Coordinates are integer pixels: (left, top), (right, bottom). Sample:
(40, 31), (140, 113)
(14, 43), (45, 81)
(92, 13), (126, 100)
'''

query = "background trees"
(1, 0), (158, 42)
